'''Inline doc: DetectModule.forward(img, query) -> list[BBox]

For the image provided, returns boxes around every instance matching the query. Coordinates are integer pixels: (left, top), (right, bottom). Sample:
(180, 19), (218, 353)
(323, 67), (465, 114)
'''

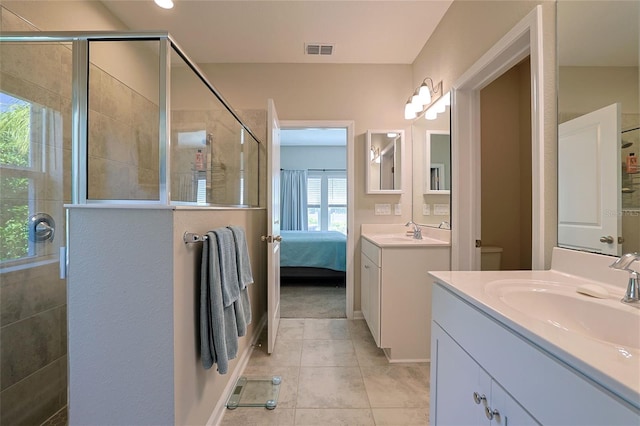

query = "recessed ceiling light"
(154, 0), (174, 9)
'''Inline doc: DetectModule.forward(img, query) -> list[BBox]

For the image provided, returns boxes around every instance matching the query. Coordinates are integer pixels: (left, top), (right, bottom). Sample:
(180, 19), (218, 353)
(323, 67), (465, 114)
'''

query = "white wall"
(281, 146), (346, 170)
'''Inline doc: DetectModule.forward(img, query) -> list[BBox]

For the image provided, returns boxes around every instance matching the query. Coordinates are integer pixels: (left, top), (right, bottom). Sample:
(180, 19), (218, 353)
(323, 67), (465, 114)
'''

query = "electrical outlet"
(394, 204), (402, 215)
(423, 204), (431, 216)
(434, 203), (450, 215)
(375, 203), (392, 215)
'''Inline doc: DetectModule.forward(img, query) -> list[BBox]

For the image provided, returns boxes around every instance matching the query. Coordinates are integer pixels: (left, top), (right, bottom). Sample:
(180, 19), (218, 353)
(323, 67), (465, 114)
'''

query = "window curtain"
(281, 170), (308, 230)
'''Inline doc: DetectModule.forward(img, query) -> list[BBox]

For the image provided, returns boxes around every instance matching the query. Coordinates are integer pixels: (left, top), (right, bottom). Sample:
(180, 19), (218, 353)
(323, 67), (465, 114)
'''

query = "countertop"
(429, 269), (640, 410)
(361, 233), (450, 248)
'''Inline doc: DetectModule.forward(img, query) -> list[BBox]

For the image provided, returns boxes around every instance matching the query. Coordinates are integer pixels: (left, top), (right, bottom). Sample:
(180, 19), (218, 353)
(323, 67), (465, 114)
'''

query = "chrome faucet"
(405, 221), (422, 240)
(609, 252), (640, 305)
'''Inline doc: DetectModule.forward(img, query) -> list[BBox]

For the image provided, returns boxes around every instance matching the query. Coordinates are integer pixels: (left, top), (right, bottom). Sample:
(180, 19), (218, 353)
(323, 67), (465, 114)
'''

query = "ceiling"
(99, 0), (453, 65)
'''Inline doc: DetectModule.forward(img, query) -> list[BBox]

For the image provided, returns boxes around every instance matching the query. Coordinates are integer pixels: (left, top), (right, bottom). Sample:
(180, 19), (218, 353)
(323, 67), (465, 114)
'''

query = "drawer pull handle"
(485, 406), (500, 421)
(472, 392), (486, 405)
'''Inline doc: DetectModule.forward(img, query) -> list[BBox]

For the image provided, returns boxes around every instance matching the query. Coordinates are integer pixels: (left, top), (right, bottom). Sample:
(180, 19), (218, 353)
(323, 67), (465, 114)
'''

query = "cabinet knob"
(364, 264), (370, 269)
(472, 392), (486, 405)
(485, 406), (500, 421)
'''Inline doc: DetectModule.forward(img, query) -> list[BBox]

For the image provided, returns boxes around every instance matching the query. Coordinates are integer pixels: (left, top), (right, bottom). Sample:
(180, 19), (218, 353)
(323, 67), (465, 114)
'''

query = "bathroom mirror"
(412, 94), (451, 224)
(366, 130), (404, 194)
(424, 130), (451, 194)
(557, 1), (639, 255)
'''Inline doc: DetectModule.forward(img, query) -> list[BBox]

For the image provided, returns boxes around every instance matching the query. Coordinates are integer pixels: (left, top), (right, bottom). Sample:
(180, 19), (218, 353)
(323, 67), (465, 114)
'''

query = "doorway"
(479, 57), (533, 271)
(278, 121), (355, 319)
(451, 6), (547, 271)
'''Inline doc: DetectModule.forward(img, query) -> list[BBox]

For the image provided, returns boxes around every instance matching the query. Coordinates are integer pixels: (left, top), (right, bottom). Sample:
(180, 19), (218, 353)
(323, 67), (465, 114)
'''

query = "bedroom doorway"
(278, 121), (355, 319)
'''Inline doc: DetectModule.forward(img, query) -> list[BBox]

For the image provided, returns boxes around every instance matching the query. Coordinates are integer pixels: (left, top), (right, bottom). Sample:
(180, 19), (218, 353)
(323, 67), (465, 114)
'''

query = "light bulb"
(417, 83), (431, 105)
(411, 93), (423, 109)
(154, 0), (174, 9)
(404, 102), (417, 120)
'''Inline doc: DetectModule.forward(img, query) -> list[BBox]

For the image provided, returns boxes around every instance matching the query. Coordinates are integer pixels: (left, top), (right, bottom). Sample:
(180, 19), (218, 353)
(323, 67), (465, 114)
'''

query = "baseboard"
(383, 347), (430, 364)
(352, 310), (364, 320)
(207, 313), (267, 426)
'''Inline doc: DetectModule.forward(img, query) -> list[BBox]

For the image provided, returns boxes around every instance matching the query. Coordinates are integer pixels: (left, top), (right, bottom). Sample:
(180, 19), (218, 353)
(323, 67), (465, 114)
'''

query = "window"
(307, 171), (347, 234)
(0, 92), (46, 262)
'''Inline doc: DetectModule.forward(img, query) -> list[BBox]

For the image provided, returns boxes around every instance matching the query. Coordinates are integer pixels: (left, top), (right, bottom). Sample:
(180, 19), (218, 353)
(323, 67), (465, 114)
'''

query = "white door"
(266, 99), (281, 354)
(558, 103), (621, 255)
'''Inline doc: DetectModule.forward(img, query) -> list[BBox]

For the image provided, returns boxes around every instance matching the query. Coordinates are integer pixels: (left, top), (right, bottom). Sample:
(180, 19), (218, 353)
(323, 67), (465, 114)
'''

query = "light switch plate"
(394, 204), (401, 215)
(434, 203), (450, 215)
(423, 204), (431, 216)
(375, 203), (392, 215)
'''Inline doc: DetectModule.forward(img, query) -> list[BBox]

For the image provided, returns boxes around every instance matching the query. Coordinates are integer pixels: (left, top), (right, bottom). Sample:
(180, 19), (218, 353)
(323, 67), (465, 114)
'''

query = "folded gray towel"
(200, 231), (238, 374)
(228, 225), (254, 290)
(212, 228), (240, 307)
(228, 226), (253, 334)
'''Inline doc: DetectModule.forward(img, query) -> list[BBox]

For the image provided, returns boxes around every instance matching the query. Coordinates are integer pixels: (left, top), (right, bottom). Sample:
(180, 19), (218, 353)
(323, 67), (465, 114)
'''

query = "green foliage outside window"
(1, 102), (31, 261)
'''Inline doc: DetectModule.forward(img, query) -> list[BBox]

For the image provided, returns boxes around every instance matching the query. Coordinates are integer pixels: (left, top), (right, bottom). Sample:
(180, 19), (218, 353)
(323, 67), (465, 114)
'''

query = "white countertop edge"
(429, 270), (640, 410)
(361, 233), (450, 248)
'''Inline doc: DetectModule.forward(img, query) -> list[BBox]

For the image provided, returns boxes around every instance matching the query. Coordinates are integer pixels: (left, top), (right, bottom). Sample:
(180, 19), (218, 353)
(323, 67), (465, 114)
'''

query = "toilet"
(481, 246), (503, 271)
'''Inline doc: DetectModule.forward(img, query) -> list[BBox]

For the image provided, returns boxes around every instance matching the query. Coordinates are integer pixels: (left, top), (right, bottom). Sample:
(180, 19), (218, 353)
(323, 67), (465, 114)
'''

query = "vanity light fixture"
(387, 132), (398, 138)
(154, 0), (174, 9)
(404, 78), (443, 120)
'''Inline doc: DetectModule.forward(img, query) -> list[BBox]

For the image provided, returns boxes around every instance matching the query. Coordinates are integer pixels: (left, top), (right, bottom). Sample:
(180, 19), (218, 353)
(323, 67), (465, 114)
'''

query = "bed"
(280, 230), (346, 283)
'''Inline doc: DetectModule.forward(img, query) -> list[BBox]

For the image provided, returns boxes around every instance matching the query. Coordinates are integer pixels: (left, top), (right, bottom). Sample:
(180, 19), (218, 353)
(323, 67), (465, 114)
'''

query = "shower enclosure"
(0, 8), (263, 424)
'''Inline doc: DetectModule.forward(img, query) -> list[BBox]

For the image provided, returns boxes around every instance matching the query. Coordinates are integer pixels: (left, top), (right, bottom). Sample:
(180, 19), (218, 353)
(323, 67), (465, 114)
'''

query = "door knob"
(485, 406), (500, 421)
(274, 235), (282, 242)
(600, 236), (614, 244)
(261, 235), (273, 243)
(29, 213), (55, 243)
(472, 392), (486, 405)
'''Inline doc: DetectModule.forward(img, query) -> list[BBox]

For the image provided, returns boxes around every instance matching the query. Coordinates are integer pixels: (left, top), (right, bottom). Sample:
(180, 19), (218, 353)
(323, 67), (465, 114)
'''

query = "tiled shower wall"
(88, 62), (160, 200)
(0, 8), (71, 426)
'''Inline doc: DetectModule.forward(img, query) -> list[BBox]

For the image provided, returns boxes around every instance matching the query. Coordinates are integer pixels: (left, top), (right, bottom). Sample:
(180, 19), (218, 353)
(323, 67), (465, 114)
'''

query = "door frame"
(279, 119), (355, 319)
(451, 5), (547, 271)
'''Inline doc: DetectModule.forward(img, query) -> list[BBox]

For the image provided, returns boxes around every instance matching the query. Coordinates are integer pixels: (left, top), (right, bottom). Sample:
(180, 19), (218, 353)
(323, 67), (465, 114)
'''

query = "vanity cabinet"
(432, 322), (537, 425)
(360, 237), (449, 362)
(360, 239), (381, 347)
(431, 282), (640, 425)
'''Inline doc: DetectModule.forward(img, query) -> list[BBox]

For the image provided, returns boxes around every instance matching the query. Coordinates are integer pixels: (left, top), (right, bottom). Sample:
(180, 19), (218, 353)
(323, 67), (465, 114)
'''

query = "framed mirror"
(412, 92), (451, 224)
(366, 130), (404, 194)
(424, 130), (451, 194)
(557, 1), (639, 256)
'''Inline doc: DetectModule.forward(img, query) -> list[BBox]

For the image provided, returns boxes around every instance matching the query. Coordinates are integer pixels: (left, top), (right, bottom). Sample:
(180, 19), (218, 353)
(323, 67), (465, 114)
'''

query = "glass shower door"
(0, 12), (72, 425)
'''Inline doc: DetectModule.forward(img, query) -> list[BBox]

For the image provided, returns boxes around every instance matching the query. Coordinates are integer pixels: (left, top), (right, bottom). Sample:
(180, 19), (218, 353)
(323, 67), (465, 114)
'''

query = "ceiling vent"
(305, 43), (334, 56)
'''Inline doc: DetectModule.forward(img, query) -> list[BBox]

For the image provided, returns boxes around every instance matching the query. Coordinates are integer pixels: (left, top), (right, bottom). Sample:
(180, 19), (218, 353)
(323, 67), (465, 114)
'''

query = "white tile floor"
(220, 319), (430, 425)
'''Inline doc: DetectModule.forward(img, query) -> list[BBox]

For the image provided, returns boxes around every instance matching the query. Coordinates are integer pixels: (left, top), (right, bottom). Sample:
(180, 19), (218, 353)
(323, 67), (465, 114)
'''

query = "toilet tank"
(481, 246), (503, 271)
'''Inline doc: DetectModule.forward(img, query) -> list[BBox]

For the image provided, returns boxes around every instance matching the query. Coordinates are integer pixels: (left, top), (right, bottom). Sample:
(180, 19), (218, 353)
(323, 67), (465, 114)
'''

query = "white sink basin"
(485, 279), (640, 350)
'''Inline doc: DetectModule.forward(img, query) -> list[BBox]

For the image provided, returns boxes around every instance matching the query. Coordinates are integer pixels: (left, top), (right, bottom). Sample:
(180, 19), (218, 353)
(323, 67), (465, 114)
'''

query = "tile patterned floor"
(220, 319), (430, 425)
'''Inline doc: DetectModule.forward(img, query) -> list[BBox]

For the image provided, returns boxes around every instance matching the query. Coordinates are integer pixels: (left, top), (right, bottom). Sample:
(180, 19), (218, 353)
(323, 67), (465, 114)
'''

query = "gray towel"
(200, 232), (238, 374)
(228, 226), (254, 289)
(212, 228), (240, 307)
(229, 226), (253, 334)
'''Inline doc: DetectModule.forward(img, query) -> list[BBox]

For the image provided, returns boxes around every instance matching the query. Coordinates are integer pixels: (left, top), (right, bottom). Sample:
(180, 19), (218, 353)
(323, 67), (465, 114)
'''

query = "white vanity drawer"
(361, 237), (381, 266)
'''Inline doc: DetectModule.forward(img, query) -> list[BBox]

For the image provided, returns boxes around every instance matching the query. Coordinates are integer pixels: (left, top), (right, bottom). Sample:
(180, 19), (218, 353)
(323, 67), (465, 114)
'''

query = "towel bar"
(184, 232), (208, 244)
